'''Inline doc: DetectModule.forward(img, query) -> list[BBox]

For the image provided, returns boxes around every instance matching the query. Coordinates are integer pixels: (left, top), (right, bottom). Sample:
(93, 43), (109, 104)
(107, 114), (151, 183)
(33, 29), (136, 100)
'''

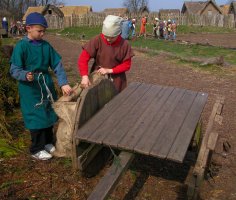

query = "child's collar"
(100, 33), (122, 46)
(23, 36), (43, 43)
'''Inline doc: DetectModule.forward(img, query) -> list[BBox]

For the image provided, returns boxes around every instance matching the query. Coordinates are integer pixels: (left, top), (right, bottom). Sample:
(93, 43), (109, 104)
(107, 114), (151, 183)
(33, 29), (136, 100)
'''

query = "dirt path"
(1, 34), (236, 200)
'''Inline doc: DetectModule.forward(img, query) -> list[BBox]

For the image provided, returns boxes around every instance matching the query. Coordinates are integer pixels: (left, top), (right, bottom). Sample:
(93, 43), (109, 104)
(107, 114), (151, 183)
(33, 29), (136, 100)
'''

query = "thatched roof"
(159, 9), (180, 15)
(229, 1), (236, 14)
(220, 4), (230, 15)
(23, 5), (92, 20)
(103, 8), (128, 16)
(23, 6), (44, 21)
(42, 4), (64, 18)
(60, 5), (92, 16)
(182, 0), (222, 15)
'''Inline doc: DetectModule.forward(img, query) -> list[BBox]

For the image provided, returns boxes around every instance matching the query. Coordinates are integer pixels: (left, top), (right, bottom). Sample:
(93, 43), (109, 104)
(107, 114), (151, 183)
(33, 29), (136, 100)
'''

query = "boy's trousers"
(29, 126), (54, 154)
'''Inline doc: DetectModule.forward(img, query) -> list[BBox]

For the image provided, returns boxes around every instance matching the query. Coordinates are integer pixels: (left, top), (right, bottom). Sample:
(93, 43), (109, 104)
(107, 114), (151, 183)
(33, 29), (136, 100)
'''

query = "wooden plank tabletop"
(76, 82), (208, 163)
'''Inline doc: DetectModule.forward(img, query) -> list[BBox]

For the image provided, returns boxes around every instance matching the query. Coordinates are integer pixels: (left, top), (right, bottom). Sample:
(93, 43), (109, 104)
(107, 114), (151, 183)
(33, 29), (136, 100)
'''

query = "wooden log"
(87, 151), (135, 200)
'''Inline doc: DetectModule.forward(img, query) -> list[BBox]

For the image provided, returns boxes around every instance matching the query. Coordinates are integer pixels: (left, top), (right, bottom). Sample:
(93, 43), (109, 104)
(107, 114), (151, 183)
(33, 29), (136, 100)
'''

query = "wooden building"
(181, 0), (222, 16)
(23, 5), (64, 29)
(159, 9), (180, 20)
(23, 5), (92, 29)
(59, 5), (92, 17)
(102, 8), (129, 16)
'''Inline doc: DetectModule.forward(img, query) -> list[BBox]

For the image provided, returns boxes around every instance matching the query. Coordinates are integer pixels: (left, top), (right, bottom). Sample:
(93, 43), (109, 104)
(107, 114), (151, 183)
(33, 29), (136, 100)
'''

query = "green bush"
(0, 45), (19, 139)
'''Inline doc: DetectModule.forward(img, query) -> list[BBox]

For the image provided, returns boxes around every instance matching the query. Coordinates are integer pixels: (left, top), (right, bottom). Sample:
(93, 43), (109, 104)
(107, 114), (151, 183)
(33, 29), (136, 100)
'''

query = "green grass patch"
(48, 26), (236, 67)
(48, 26), (101, 40)
(131, 38), (236, 66)
(48, 25), (236, 41)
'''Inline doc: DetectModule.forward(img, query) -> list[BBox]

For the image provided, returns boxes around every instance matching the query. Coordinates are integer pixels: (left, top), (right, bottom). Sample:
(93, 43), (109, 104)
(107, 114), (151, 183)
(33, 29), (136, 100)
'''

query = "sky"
(63, 0), (228, 12)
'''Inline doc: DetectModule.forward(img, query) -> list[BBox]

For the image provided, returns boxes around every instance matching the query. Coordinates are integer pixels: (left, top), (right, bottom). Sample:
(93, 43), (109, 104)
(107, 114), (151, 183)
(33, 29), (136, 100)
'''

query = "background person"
(2, 17), (8, 36)
(121, 17), (131, 40)
(131, 18), (136, 38)
(139, 16), (147, 37)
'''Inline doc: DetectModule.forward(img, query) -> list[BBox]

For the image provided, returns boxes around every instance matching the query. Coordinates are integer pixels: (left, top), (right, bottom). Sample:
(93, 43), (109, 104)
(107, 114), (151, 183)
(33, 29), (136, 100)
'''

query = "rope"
(35, 72), (55, 107)
(109, 146), (122, 169)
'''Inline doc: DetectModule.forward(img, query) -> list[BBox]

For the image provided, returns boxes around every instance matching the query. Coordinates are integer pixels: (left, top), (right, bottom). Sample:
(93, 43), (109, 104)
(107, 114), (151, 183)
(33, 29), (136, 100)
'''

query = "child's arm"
(97, 58), (131, 75)
(52, 61), (72, 95)
(78, 49), (91, 88)
(10, 64), (31, 81)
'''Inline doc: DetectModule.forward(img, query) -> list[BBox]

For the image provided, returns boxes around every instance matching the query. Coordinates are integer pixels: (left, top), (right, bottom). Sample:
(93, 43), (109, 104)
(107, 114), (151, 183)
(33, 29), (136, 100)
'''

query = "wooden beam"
(186, 96), (224, 200)
(207, 132), (219, 151)
(87, 151), (135, 200)
(194, 96), (224, 174)
(77, 144), (103, 171)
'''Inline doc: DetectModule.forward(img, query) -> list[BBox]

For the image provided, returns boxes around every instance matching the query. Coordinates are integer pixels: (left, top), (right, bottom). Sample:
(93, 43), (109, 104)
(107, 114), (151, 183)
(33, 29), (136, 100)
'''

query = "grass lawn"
(132, 38), (236, 66)
(48, 25), (236, 67)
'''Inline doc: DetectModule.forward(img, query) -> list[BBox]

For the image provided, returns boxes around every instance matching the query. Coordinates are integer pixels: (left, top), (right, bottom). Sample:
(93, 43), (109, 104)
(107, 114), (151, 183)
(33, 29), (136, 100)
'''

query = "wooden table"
(76, 82), (208, 163)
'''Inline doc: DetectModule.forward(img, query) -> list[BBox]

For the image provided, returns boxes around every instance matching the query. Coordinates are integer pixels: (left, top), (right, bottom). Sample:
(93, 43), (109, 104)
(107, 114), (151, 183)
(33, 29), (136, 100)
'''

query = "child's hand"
(80, 75), (91, 89)
(61, 84), (72, 96)
(26, 72), (34, 81)
(97, 68), (113, 75)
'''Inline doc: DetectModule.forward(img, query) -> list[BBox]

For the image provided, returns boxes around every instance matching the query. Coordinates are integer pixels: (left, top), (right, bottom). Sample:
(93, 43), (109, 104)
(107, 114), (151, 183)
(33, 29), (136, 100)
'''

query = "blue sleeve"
(128, 21), (132, 28)
(10, 63), (28, 81)
(53, 61), (68, 87)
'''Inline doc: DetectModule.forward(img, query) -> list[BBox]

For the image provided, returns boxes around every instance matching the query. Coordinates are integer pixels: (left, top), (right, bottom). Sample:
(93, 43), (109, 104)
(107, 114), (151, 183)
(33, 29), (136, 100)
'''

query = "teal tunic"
(10, 38), (61, 129)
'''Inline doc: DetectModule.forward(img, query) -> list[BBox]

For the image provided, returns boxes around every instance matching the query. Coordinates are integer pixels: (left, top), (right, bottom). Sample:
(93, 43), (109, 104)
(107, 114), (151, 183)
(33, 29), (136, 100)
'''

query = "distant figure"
(10, 21), (17, 36)
(131, 18), (136, 37)
(159, 20), (165, 39)
(121, 18), (131, 40)
(139, 16), (147, 37)
(153, 18), (160, 39)
(171, 20), (177, 40)
(2, 17), (8, 34)
(167, 19), (172, 40)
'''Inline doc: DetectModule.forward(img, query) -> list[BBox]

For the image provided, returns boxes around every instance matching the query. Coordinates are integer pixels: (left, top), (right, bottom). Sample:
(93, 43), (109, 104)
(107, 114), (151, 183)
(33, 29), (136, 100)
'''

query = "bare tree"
(123, 0), (149, 15)
(0, 0), (64, 20)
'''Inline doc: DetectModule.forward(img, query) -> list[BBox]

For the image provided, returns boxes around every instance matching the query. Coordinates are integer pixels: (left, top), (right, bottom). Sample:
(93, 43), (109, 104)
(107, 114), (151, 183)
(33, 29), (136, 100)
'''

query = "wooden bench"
(71, 82), (222, 200)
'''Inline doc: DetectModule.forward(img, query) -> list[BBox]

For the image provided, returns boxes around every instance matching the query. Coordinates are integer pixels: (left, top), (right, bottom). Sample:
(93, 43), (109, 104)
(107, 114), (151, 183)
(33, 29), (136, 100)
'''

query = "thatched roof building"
(23, 5), (92, 21)
(159, 9), (180, 19)
(102, 8), (129, 16)
(181, 0), (222, 15)
(60, 5), (92, 16)
(23, 6), (44, 21)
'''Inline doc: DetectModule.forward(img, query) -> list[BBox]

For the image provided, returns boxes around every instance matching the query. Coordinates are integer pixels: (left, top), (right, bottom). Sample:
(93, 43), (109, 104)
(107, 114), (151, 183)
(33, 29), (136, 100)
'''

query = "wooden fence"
(44, 12), (236, 29)
(160, 13), (235, 28)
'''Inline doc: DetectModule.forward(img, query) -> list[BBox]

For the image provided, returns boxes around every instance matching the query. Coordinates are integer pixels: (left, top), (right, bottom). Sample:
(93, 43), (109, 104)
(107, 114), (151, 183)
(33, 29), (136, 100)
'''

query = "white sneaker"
(45, 144), (56, 153)
(32, 150), (52, 160)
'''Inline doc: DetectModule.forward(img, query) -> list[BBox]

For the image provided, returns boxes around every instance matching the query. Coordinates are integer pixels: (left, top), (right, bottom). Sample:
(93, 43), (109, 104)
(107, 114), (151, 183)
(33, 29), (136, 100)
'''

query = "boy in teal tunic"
(10, 12), (72, 160)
